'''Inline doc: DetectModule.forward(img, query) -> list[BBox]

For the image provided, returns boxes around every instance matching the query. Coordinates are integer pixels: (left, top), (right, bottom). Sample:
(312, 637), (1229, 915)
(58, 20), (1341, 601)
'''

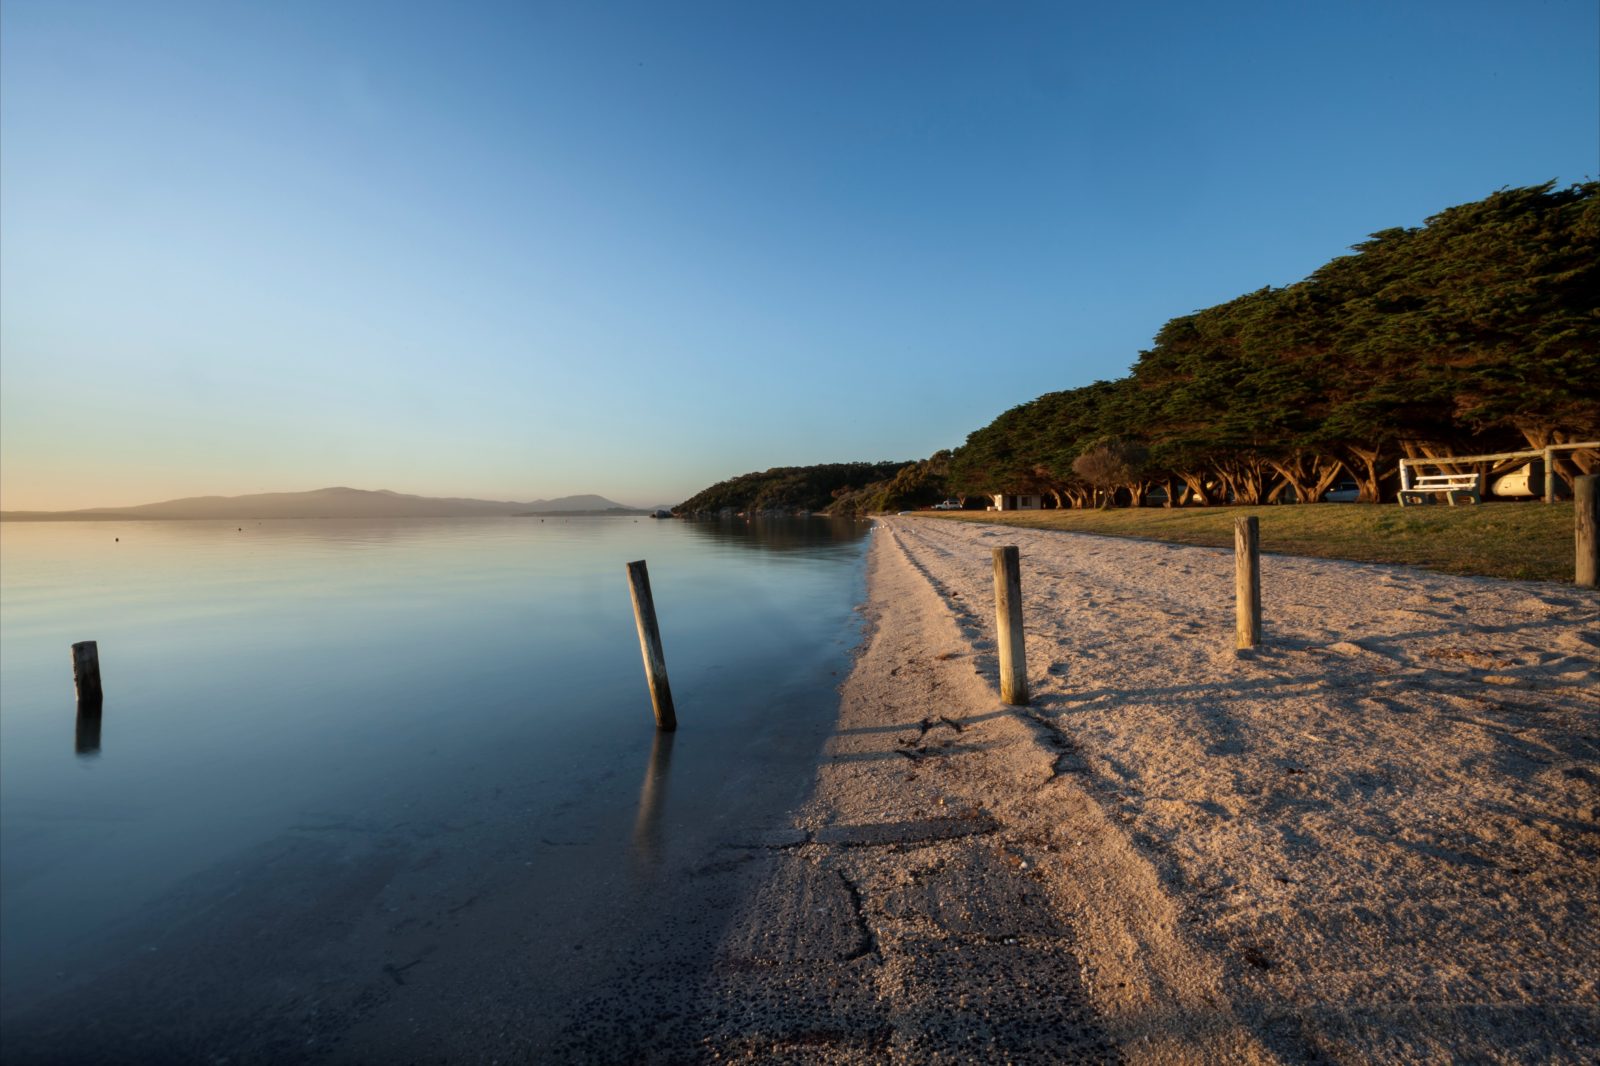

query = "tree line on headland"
(675, 461), (912, 516)
(677, 183), (1599, 516)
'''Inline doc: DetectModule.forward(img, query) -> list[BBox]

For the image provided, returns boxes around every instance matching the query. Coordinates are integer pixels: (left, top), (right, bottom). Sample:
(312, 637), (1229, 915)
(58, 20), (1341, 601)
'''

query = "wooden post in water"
(626, 560), (677, 731)
(1235, 517), (1262, 649)
(72, 640), (103, 708)
(992, 546), (1029, 705)
(1576, 476), (1598, 588)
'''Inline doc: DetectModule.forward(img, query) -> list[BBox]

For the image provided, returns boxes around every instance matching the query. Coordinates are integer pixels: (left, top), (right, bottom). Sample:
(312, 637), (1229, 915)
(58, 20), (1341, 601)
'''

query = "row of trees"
(949, 182), (1600, 506)
(674, 461), (910, 515)
(823, 453), (956, 514)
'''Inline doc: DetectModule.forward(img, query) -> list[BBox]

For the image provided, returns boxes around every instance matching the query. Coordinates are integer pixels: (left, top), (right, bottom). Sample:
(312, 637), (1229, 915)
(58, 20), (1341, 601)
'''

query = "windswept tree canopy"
(951, 182), (1600, 505)
(1072, 440), (1150, 507)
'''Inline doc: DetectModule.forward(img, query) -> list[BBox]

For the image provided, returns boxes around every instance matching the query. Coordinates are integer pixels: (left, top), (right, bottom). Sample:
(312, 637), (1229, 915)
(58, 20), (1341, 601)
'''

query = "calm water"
(0, 516), (870, 1045)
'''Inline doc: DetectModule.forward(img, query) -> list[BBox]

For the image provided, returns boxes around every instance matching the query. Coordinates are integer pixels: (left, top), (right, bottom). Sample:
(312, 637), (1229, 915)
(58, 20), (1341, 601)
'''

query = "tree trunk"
(1403, 439), (1470, 476)
(1178, 472), (1211, 506)
(1265, 457), (1312, 504)
(1215, 459), (1266, 505)
(1243, 461), (1266, 504)
(1214, 468), (1239, 505)
(1310, 457), (1345, 502)
(1517, 424), (1556, 451)
(1344, 444), (1385, 503)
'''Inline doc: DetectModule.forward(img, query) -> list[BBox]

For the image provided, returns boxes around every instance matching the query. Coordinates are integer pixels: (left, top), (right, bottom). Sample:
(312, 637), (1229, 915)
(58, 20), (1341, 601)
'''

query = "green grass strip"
(929, 502), (1579, 584)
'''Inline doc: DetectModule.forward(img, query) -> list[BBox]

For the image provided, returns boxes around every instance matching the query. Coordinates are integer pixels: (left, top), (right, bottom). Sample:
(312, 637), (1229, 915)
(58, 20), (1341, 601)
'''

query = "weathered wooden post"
(1235, 517), (1261, 649)
(626, 560), (677, 731)
(72, 641), (103, 708)
(992, 546), (1029, 705)
(1576, 476), (1597, 588)
(1543, 447), (1556, 504)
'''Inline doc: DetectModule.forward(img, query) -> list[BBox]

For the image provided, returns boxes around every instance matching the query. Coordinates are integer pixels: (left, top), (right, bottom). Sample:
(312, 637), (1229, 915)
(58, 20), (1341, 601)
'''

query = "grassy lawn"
(928, 502), (1583, 584)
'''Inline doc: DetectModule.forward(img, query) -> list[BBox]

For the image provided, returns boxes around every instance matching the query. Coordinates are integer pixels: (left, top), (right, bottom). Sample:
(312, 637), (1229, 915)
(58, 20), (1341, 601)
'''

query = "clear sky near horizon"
(2, 1), (1596, 511)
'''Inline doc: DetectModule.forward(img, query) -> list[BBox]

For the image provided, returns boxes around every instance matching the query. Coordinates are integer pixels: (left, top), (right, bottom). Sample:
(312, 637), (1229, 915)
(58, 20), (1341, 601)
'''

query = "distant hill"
(0, 487), (643, 520)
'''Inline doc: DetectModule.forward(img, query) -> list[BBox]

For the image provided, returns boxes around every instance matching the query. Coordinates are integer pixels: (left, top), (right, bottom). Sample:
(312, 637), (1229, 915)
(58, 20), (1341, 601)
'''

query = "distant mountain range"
(0, 487), (654, 521)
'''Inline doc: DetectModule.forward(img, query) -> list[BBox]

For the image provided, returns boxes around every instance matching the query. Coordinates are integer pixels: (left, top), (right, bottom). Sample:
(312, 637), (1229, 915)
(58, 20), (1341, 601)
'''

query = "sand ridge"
(679, 516), (1597, 1062)
(831, 516), (1598, 1062)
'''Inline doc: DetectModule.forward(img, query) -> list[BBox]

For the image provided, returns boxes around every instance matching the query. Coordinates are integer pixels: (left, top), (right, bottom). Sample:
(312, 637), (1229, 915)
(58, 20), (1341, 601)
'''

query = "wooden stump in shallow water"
(71, 641), (103, 708)
(626, 561), (677, 731)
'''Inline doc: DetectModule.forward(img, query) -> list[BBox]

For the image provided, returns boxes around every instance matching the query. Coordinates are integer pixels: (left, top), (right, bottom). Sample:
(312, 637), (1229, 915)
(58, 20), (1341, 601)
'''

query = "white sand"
(762, 517), (1598, 1063)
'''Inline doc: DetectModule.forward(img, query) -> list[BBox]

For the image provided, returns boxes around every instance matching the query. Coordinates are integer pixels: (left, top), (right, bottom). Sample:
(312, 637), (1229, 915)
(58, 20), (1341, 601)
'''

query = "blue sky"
(2, 0), (1595, 509)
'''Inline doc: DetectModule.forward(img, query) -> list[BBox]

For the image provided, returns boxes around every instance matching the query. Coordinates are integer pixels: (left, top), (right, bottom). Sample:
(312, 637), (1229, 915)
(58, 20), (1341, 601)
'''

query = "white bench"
(1399, 472), (1481, 506)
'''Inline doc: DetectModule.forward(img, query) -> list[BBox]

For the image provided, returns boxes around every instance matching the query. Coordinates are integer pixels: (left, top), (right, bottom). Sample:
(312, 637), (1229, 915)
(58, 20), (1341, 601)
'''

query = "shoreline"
(607, 518), (1266, 1061)
(742, 515), (1595, 1062)
(3, 514), (1591, 1060)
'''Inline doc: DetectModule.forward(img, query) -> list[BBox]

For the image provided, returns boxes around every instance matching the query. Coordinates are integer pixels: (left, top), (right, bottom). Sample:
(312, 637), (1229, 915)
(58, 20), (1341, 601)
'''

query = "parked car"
(1323, 480), (1359, 503)
(931, 499), (962, 510)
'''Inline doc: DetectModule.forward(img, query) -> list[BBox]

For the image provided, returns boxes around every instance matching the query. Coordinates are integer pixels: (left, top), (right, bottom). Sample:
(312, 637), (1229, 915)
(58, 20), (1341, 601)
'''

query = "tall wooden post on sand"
(1577, 476), (1598, 589)
(992, 546), (1029, 705)
(626, 560), (677, 731)
(1235, 517), (1262, 649)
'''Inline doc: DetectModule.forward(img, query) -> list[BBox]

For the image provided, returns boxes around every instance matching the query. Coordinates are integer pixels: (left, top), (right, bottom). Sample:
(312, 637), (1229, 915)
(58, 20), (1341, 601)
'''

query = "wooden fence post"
(626, 561), (677, 731)
(992, 546), (1029, 705)
(1235, 517), (1261, 649)
(72, 641), (103, 708)
(1577, 476), (1597, 588)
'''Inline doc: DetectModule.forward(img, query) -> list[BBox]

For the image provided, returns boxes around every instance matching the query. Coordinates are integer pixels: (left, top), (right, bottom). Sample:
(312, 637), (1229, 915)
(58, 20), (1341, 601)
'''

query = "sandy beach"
(674, 515), (1599, 1062)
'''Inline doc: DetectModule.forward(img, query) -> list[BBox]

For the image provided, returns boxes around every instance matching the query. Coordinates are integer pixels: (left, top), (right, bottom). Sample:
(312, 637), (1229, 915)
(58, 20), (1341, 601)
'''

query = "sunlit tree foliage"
(950, 183), (1599, 505)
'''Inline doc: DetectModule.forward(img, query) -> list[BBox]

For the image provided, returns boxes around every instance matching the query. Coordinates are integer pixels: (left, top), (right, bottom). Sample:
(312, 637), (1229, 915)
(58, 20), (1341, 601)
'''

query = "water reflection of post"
(630, 731), (676, 869)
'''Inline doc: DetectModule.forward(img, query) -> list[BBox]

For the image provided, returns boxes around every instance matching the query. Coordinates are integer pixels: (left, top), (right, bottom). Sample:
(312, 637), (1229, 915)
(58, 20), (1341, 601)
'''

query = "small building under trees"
(990, 494), (1043, 511)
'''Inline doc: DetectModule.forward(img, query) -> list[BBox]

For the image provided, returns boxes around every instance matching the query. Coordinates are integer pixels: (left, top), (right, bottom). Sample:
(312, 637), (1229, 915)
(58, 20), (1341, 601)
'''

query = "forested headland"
(678, 183), (1599, 515)
(950, 181), (1598, 507)
(674, 461), (912, 516)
